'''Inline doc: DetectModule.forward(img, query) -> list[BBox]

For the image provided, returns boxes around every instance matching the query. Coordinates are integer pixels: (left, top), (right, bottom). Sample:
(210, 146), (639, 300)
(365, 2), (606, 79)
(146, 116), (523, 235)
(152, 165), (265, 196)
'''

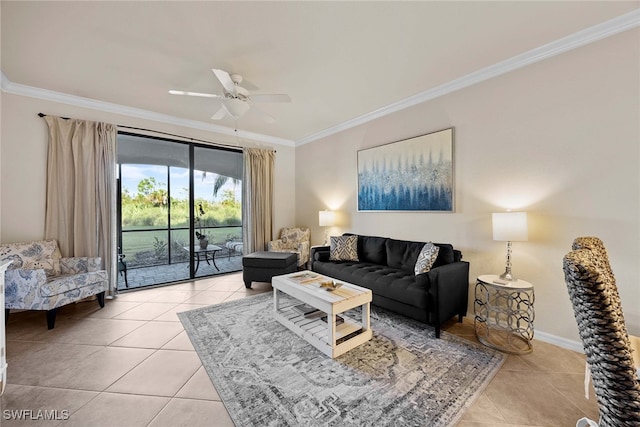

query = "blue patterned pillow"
(329, 235), (359, 261)
(414, 242), (440, 275)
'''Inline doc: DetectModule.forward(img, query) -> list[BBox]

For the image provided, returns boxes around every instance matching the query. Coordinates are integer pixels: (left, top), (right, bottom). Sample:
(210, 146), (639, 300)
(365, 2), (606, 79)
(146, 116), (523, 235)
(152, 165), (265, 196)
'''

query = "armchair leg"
(458, 313), (464, 323)
(97, 291), (106, 308)
(46, 309), (57, 330)
(434, 322), (441, 339)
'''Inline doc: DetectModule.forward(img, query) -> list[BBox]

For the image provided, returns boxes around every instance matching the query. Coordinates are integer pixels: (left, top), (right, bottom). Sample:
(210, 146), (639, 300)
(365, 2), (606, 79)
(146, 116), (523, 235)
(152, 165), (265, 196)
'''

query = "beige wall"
(0, 93), (296, 244)
(296, 29), (640, 345)
(2, 28), (638, 347)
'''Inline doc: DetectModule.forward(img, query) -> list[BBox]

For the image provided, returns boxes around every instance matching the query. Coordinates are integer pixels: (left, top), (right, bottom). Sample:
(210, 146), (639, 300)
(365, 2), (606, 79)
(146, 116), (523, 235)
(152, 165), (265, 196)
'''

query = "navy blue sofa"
(310, 233), (470, 338)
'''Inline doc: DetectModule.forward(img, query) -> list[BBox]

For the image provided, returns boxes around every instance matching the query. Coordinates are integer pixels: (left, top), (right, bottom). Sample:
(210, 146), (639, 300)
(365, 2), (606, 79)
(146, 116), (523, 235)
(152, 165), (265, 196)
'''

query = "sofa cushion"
(329, 235), (359, 261)
(0, 239), (62, 277)
(415, 243), (440, 275)
(386, 239), (425, 273)
(312, 260), (429, 309)
(433, 243), (455, 268)
(358, 235), (387, 265)
(41, 271), (108, 297)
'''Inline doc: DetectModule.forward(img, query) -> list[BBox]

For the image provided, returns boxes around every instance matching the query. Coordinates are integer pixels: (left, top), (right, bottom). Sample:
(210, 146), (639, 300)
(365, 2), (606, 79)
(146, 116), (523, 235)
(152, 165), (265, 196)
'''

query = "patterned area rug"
(179, 293), (505, 427)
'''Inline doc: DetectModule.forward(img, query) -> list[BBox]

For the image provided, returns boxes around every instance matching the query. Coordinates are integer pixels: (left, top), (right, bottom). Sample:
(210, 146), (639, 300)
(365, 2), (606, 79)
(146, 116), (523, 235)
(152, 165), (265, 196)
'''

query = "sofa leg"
(97, 291), (106, 308)
(46, 309), (57, 330)
(458, 313), (464, 323)
(434, 323), (441, 339)
(5, 309), (9, 324)
(244, 281), (252, 289)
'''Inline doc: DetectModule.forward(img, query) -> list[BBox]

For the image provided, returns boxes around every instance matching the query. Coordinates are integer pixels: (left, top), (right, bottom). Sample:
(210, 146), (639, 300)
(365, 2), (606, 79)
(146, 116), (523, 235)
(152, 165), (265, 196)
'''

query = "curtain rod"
(38, 113), (70, 120)
(118, 125), (248, 151)
(37, 113), (275, 153)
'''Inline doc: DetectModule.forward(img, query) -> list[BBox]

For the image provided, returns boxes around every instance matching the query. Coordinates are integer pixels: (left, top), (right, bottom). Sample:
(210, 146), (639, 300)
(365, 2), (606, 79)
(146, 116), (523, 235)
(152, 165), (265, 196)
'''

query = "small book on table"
(321, 315), (344, 325)
(293, 303), (320, 317)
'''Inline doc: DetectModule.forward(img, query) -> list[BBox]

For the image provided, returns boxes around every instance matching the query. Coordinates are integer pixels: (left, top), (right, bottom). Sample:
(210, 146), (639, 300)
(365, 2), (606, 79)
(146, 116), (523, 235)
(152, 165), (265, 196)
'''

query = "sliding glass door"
(116, 133), (243, 290)
(192, 146), (243, 279)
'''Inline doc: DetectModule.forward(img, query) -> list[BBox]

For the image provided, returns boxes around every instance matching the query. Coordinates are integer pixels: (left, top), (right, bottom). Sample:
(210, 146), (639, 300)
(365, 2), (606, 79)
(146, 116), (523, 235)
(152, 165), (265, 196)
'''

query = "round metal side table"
(474, 274), (535, 354)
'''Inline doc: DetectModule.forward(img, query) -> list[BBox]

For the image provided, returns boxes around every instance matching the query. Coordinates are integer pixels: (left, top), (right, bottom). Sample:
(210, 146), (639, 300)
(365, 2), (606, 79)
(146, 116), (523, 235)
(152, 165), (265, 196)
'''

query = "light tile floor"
(1, 272), (599, 426)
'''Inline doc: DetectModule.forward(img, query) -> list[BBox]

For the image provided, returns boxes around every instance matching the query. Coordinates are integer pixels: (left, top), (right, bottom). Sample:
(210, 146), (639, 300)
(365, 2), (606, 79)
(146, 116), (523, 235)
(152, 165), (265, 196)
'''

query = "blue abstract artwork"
(357, 128), (454, 211)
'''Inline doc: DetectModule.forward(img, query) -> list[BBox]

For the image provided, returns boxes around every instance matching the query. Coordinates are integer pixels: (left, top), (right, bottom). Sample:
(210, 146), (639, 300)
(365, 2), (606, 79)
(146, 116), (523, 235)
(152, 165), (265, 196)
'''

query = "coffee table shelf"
(272, 272), (372, 358)
(277, 303), (365, 343)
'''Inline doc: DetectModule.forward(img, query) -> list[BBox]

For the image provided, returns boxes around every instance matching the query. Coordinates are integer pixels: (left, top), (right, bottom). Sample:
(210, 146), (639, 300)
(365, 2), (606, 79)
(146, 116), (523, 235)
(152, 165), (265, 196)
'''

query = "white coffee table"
(272, 271), (373, 358)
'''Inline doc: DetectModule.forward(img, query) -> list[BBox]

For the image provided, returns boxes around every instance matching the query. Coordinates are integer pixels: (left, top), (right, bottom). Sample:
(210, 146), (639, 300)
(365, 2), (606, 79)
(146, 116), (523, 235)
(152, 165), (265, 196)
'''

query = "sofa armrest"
(4, 269), (48, 308)
(426, 261), (470, 328)
(60, 257), (103, 274)
(310, 245), (330, 270)
(296, 241), (310, 253)
(296, 241), (311, 265)
(5, 268), (48, 287)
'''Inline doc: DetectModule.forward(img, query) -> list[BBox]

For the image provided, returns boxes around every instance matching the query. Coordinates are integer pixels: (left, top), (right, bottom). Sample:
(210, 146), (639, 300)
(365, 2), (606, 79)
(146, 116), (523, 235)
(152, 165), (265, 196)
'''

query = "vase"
(199, 238), (209, 249)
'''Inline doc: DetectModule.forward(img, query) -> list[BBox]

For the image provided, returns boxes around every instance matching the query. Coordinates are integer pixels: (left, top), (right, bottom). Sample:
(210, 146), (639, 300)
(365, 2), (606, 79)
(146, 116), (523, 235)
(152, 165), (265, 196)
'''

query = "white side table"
(474, 274), (535, 355)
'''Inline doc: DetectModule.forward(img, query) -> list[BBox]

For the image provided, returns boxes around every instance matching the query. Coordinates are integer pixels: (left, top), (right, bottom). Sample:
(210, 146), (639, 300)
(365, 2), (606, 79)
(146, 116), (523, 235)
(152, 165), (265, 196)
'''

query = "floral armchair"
(1, 239), (108, 329)
(268, 227), (310, 268)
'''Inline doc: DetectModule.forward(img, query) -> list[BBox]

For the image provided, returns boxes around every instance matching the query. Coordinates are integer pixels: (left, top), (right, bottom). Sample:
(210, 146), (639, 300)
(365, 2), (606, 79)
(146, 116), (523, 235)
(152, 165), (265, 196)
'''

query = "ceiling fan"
(169, 69), (291, 123)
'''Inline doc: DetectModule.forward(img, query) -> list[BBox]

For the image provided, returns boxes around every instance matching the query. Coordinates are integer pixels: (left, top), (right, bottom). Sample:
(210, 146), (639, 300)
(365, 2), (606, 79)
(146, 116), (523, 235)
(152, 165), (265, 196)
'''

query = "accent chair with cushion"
(267, 227), (311, 268)
(1, 239), (108, 329)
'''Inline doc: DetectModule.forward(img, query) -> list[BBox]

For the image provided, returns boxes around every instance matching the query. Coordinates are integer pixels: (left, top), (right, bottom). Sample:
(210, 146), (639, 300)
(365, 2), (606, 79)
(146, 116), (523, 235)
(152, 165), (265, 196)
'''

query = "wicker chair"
(563, 238), (640, 426)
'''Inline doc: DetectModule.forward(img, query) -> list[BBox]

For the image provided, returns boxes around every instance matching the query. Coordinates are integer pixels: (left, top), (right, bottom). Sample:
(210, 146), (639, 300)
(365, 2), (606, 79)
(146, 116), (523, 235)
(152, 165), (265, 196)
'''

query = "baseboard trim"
(535, 330), (585, 354)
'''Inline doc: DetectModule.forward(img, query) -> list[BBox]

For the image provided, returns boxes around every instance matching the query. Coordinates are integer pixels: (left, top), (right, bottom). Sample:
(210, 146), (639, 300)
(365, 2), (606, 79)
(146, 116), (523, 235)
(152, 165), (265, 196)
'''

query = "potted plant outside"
(195, 203), (208, 249)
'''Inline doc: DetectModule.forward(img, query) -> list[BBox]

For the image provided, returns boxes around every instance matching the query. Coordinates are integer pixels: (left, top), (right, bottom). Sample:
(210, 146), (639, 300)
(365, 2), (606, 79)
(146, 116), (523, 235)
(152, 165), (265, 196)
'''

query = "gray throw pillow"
(329, 235), (359, 261)
(414, 242), (440, 275)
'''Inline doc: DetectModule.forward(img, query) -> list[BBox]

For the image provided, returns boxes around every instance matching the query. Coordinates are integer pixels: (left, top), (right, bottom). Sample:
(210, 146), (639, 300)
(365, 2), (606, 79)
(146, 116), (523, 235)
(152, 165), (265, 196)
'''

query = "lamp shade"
(319, 210), (336, 227)
(492, 212), (528, 242)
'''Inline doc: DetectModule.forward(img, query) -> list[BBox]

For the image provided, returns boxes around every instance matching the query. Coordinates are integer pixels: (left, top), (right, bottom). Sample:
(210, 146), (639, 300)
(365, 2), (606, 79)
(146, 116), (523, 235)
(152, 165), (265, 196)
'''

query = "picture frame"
(357, 127), (454, 212)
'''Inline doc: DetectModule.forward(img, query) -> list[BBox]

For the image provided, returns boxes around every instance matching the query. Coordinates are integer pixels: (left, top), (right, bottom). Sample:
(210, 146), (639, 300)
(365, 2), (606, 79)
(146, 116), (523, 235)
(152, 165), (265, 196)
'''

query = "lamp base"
(499, 271), (516, 282)
(499, 240), (517, 281)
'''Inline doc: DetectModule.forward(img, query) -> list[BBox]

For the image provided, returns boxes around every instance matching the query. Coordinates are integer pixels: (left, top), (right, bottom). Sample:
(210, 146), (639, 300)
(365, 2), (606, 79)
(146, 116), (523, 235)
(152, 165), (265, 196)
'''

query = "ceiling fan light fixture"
(172, 68), (290, 122)
(224, 98), (250, 118)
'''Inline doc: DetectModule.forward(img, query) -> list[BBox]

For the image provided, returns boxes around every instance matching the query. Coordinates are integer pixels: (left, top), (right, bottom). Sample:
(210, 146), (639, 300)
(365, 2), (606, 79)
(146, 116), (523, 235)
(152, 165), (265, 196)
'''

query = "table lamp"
(492, 211), (528, 281)
(318, 210), (336, 245)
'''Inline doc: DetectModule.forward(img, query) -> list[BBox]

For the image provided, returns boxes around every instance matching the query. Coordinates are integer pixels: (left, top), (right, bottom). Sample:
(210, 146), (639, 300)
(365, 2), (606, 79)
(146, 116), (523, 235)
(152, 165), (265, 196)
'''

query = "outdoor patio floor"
(117, 254), (243, 291)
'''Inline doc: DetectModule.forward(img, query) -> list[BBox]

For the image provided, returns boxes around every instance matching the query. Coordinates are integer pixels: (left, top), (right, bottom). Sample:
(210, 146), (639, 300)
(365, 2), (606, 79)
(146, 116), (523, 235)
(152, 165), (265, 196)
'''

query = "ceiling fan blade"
(212, 69), (237, 95)
(250, 94), (291, 103)
(169, 90), (223, 99)
(210, 106), (227, 120)
(250, 105), (276, 123)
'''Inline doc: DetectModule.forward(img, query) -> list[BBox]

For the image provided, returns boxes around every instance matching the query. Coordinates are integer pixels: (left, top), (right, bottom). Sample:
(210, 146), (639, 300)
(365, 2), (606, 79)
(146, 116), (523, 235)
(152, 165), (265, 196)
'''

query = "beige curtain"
(242, 148), (275, 253)
(43, 116), (117, 295)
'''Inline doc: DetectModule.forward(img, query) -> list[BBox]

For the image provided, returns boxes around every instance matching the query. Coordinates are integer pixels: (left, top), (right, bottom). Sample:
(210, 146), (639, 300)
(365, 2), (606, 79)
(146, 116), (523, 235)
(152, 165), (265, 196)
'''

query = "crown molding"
(296, 9), (640, 146)
(0, 72), (295, 147)
(2, 8), (638, 148)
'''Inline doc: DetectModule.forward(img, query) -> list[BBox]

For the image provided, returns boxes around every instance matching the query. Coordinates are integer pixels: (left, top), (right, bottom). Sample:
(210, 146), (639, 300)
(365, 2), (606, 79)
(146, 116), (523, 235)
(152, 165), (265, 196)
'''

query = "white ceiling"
(2, 1), (638, 146)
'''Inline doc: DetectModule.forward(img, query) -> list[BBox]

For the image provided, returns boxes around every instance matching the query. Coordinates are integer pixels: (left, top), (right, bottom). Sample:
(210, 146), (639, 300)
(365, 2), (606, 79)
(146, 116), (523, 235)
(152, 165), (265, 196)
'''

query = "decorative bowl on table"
(320, 280), (343, 291)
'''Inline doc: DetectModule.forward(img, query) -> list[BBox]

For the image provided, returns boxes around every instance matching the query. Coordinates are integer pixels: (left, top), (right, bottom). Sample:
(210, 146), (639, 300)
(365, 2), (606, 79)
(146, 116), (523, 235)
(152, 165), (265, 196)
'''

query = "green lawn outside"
(121, 226), (242, 268)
